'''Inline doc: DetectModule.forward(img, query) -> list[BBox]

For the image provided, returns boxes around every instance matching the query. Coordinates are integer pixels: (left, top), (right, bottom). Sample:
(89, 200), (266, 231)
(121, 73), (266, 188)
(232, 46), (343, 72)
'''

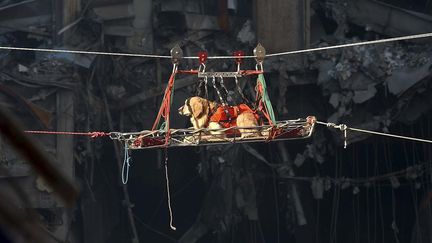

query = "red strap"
(176, 70), (199, 74)
(239, 70), (264, 76)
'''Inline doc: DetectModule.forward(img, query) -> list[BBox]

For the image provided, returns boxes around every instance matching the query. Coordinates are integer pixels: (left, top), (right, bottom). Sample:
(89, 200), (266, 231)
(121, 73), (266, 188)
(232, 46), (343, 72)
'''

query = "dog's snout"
(178, 105), (184, 114)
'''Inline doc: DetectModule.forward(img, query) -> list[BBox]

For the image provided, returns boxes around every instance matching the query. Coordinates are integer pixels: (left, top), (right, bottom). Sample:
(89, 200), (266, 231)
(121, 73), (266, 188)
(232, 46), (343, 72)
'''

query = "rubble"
(0, 0), (432, 242)
(236, 19), (255, 45)
(386, 60), (432, 95)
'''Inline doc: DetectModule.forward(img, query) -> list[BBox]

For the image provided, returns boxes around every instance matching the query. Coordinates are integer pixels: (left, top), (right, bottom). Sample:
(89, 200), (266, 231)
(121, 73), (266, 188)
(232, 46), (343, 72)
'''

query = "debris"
(242, 144), (271, 166)
(185, 14), (220, 31)
(18, 64), (28, 72)
(389, 176), (400, 189)
(341, 179), (350, 189)
(93, 4), (134, 21)
(352, 84), (376, 103)
(228, 0), (237, 10)
(36, 175), (54, 193)
(352, 186), (360, 195)
(311, 178), (324, 199)
(345, 0), (432, 37)
(37, 52), (95, 69)
(237, 20), (255, 45)
(106, 85), (126, 100)
(0, 0), (35, 12)
(386, 61), (432, 95)
(329, 92), (341, 108)
(294, 153), (305, 167)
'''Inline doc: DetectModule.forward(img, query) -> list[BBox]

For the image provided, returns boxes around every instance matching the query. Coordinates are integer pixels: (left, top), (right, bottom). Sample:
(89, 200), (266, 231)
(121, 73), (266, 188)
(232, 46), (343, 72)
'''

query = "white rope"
(0, 46), (173, 59)
(265, 32), (432, 57)
(348, 127), (432, 144)
(317, 121), (432, 145)
(1, 32), (431, 59)
(122, 142), (132, 184)
(164, 149), (176, 230)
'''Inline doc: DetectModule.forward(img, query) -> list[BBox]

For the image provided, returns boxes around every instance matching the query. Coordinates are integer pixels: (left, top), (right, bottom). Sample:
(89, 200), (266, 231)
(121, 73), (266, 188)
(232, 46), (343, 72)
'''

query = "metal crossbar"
(198, 72), (243, 78)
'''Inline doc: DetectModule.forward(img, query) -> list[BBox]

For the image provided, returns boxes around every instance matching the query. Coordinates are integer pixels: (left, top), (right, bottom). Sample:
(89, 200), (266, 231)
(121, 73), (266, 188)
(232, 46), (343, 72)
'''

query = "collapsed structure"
(0, 0), (431, 242)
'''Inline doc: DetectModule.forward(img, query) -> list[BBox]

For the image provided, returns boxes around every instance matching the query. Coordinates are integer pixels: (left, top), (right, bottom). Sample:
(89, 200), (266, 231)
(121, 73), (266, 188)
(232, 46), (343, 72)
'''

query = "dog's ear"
(191, 99), (205, 118)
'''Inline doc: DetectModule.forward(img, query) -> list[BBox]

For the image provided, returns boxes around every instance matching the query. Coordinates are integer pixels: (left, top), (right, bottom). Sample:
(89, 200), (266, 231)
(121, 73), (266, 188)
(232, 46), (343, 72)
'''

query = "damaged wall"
(0, 0), (432, 243)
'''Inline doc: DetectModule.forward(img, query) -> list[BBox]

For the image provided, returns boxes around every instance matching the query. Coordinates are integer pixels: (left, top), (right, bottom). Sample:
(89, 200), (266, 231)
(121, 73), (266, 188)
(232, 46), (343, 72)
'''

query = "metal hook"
(198, 63), (206, 73)
(255, 63), (263, 71)
(172, 63), (178, 74)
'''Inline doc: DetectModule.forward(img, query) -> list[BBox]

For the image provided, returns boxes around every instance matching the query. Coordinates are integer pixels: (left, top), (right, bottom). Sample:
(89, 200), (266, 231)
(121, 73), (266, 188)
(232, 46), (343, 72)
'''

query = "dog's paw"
(239, 129), (262, 139)
(183, 135), (198, 144)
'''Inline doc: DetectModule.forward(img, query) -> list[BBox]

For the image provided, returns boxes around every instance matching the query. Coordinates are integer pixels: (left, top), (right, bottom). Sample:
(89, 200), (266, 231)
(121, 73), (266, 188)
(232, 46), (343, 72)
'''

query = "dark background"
(0, 0), (432, 242)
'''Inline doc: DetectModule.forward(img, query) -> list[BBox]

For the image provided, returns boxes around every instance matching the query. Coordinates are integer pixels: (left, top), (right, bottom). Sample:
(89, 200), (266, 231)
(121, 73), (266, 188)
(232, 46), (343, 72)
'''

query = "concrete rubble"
(0, 0), (432, 242)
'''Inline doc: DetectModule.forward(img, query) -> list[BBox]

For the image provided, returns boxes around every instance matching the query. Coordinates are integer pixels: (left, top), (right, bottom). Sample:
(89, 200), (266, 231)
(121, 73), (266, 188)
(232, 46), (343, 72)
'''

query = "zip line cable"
(0, 32), (432, 60)
(316, 121), (432, 145)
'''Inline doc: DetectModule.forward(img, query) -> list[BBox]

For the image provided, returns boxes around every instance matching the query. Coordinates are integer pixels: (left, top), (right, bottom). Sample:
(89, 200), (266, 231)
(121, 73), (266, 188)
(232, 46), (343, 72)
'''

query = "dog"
(178, 96), (260, 139)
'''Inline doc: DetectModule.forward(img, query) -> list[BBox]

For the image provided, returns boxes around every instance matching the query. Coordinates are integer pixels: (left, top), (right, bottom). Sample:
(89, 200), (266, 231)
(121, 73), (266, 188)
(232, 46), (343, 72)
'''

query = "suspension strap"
(234, 76), (252, 106)
(219, 76), (230, 103)
(256, 73), (276, 125)
(212, 76), (228, 106)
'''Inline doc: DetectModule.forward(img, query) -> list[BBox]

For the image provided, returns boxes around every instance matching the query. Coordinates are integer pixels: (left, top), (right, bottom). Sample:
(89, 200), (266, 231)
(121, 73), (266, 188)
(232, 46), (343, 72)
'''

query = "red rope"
(151, 69), (177, 146)
(24, 130), (109, 138)
(152, 71), (176, 131)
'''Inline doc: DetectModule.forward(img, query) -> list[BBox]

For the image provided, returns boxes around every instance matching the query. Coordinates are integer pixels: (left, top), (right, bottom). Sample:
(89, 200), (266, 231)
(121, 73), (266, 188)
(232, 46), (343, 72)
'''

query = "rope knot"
(90, 132), (108, 138)
(339, 124), (347, 131)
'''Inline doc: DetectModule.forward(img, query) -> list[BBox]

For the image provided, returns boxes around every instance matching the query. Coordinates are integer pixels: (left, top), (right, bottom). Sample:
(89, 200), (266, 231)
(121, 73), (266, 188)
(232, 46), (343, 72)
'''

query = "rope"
(317, 121), (432, 145)
(1, 32), (431, 59)
(122, 142), (132, 184)
(265, 32), (432, 57)
(234, 76), (251, 105)
(24, 130), (110, 138)
(276, 163), (428, 185)
(152, 66), (177, 136)
(164, 148), (176, 230)
(0, 46), (172, 59)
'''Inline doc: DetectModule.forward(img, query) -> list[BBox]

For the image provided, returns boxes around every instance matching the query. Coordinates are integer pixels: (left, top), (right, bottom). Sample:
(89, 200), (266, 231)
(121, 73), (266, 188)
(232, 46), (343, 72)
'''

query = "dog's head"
(178, 97), (216, 118)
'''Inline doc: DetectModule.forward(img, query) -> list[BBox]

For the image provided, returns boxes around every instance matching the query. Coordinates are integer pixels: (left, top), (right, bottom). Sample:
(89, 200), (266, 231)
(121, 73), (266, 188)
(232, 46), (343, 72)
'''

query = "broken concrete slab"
(160, 0), (203, 13)
(329, 92), (341, 108)
(184, 13), (220, 30)
(340, 72), (376, 91)
(352, 84), (377, 103)
(345, 0), (432, 37)
(0, 15), (51, 35)
(237, 19), (255, 45)
(103, 24), (134, 36)
(93, 3), (134, 21)
(37, 52), (95, 69)
(386, 61), (432, 95)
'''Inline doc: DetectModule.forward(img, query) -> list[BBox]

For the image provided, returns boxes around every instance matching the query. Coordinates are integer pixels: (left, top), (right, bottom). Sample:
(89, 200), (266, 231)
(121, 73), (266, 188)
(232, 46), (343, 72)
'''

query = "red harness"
(209, 104), (258, 134)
